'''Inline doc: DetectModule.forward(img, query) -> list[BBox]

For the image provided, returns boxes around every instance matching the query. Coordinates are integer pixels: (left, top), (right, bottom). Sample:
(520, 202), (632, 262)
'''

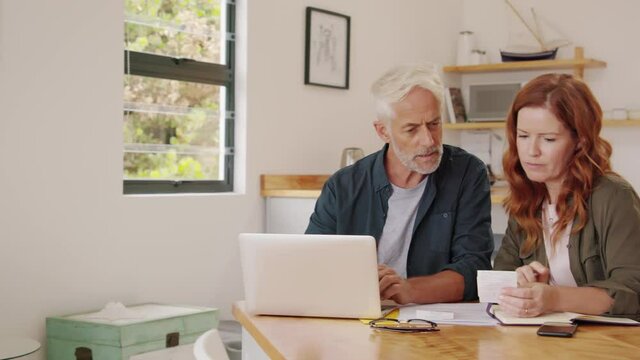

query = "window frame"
(123, 0), (235, 195)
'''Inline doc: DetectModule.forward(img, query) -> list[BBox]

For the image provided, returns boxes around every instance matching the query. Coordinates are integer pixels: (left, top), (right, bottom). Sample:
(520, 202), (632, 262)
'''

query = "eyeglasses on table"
(368, 318), (439, 333)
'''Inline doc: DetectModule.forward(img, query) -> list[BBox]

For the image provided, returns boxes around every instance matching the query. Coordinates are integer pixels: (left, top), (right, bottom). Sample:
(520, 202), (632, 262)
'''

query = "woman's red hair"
(502, 73), (612, 254)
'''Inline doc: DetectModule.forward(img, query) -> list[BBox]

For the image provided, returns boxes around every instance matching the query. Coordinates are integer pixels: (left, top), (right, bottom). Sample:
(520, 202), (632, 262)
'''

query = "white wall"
(0, 0), (462, 356)
(249, 0), (463, 171)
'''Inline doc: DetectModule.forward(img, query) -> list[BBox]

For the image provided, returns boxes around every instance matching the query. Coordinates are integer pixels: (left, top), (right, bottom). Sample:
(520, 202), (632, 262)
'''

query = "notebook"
(487, 304), (640, 326)
(239, 233), (382, 319)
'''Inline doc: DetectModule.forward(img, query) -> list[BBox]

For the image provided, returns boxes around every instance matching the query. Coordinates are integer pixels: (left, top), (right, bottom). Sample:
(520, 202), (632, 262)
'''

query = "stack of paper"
(398, 303), (498, 326)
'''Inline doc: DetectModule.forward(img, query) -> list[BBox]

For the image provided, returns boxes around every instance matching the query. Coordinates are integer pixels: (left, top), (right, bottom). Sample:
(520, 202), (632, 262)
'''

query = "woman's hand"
(498, 283), (558, 317)
(516, 261), (550, 286)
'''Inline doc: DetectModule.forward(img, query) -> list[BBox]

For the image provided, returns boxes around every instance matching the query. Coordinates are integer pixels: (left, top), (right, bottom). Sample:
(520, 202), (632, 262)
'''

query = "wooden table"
(233, 301), (640, 360)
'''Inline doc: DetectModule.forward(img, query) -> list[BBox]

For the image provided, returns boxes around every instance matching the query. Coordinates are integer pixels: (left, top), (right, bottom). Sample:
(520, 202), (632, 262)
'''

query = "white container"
(470, 49), (487, 65)
(627, 109), (640, 120)
(457, 31), (476, 66)
(340, 147), (364, 168)
(611, 108), (628, 120)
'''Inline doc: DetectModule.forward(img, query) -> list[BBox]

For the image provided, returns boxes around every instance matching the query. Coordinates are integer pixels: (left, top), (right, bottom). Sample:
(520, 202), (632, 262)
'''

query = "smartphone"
(537, 322), (578, 337)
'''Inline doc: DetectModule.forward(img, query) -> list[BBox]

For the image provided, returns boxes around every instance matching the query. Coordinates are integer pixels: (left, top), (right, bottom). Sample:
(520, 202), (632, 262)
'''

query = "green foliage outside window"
(124, 0), (224, 181)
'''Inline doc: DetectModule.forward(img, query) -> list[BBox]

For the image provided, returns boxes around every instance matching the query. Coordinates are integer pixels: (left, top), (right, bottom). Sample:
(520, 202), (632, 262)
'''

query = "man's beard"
(390, 137), (443, 175)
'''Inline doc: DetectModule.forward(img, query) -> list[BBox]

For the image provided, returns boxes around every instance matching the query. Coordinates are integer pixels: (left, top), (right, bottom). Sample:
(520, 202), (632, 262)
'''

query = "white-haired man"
(306, 64), (493, 304)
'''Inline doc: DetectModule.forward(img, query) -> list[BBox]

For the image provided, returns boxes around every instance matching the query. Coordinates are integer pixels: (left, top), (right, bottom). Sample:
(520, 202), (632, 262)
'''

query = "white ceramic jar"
(457, 31), (476, 66)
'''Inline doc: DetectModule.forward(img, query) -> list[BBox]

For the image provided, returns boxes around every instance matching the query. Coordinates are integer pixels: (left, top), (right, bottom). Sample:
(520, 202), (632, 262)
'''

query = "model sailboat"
(501, 0), (570, 61)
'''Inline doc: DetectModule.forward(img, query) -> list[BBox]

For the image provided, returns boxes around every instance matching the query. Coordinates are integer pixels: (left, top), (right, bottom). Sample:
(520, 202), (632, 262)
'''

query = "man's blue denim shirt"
(306, 144), (494, 300)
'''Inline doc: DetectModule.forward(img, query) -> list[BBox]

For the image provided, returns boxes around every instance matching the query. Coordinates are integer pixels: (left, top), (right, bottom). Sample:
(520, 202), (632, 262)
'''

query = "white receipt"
(477, 270), (517, 304)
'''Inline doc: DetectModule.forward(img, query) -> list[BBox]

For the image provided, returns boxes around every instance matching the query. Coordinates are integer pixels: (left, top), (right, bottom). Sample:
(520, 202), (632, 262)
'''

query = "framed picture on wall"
(304, 7), (351, 89)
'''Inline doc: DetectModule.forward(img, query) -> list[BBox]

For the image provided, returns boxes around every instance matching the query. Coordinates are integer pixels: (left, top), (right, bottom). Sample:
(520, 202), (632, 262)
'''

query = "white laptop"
(239, 233), (382, 319)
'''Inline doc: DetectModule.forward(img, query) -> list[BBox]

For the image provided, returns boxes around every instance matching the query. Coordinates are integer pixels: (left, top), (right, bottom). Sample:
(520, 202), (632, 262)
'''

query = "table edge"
(232, 301), (286, 360)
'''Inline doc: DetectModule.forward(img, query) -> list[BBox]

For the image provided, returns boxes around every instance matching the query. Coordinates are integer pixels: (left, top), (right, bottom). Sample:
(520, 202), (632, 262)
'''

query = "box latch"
(166, 332), (180, 347)
(75, 347), (92, 360)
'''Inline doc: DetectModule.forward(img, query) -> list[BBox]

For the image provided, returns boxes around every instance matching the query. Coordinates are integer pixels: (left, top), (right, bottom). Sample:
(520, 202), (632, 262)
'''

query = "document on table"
(477, 270), (517, 304)
(398, 303), (498, 326)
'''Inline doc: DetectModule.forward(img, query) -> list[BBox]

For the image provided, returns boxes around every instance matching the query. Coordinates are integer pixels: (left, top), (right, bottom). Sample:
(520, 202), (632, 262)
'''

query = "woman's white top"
(542, 202), (578, 287)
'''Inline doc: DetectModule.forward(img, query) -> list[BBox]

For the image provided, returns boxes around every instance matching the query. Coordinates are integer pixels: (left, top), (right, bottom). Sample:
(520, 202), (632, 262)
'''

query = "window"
(124, 0), (235, 194)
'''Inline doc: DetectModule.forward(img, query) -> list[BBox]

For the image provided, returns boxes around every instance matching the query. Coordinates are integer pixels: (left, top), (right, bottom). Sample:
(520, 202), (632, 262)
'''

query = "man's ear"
(374, 121), (391, 143)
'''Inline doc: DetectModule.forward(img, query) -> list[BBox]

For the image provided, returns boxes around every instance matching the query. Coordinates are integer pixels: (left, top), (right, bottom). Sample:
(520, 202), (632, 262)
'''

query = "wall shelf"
(444, 119), (640, 130)
(443, 47), (604, 80)
(443, 58), (606, 74)
(444, 122), (506, 130)
(600, 119), (640, 127)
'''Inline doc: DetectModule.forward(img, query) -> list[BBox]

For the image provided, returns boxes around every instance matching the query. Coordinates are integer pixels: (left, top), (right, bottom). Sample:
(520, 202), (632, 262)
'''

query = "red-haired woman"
(494, 73), (640, 320)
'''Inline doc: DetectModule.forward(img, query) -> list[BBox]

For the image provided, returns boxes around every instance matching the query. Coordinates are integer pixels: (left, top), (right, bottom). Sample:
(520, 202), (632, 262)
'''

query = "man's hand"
(498, 283), (558, 317)
(516, 261), (550, 286)
(378, 264), (414, 305)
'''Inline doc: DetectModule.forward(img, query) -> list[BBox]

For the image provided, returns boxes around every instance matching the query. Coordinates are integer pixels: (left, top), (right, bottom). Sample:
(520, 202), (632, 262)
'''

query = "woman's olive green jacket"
(495, 174), (640, 320)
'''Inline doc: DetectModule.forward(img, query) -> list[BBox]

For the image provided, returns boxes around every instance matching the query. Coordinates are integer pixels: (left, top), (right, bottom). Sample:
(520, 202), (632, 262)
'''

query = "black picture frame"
(304, 7), (350, 89)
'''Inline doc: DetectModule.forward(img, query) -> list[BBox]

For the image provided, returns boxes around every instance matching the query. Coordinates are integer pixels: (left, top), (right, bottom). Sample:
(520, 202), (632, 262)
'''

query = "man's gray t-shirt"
(377, 177), (428, 278)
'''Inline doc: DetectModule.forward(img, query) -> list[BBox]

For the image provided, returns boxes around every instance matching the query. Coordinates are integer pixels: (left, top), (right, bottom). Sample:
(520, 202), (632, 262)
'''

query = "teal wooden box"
(46, 303), (218, 360)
